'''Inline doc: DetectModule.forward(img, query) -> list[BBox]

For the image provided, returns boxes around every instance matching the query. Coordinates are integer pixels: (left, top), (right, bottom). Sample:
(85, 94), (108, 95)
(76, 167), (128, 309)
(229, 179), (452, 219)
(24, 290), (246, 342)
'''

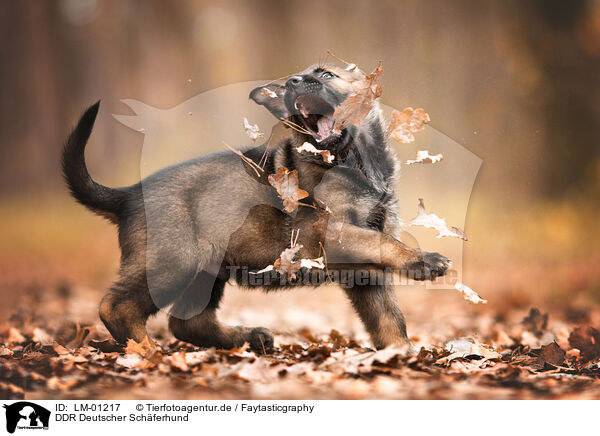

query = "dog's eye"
(321, 71), (335, 79)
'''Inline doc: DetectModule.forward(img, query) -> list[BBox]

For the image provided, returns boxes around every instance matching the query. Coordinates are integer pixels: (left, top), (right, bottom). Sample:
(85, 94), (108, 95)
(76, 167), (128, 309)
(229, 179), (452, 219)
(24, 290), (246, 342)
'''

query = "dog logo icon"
(2, 402), (50, 433)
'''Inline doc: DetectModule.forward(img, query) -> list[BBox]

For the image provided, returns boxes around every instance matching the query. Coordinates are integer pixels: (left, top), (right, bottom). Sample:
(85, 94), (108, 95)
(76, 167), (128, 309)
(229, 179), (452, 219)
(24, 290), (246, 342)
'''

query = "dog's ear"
(249, 84), (289, 119)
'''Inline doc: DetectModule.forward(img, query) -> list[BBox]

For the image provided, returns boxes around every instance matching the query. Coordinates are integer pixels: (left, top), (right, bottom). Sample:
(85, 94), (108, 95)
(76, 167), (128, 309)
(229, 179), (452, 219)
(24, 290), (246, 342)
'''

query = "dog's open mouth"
(294, 95), (336, 142)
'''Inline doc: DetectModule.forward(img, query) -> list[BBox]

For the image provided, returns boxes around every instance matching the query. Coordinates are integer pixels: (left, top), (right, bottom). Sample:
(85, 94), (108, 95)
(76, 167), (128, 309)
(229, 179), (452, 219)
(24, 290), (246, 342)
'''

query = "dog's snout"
(287, 75), (303, 87)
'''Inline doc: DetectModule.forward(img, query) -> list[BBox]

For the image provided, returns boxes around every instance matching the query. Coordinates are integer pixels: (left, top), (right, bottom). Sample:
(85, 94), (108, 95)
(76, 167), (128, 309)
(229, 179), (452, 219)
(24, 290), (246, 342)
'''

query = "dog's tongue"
(316, 115), (334, 142)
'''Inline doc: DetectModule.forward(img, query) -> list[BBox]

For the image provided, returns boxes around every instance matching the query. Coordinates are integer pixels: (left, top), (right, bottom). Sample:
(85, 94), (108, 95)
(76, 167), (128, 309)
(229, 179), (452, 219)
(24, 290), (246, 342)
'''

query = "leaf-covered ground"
(2, 256), (600, 400)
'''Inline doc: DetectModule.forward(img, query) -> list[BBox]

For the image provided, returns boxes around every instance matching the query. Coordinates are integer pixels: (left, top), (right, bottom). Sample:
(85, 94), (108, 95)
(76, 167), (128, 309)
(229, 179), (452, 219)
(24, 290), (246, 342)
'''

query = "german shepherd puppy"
(62, 63), (449, 352)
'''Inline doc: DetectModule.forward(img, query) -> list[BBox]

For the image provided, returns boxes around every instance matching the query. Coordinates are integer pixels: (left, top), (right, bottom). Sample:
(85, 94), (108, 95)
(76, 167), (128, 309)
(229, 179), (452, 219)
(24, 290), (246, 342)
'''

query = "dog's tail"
(61, 101), (123, 223)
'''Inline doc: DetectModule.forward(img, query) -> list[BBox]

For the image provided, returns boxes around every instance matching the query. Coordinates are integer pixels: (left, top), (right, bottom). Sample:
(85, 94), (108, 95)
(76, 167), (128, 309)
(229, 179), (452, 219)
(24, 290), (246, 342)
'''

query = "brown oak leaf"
(124, 335), (156, 356)
(387, 107), (430, 143)
(333, 64), (383, 132)
(268, 167), (309, 213)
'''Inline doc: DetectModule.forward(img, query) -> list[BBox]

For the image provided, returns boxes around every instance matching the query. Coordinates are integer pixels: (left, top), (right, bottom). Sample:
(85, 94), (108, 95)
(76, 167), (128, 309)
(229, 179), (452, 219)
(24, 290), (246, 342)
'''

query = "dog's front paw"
(248, 327), (274, 354)
(407, 251), (451, 281)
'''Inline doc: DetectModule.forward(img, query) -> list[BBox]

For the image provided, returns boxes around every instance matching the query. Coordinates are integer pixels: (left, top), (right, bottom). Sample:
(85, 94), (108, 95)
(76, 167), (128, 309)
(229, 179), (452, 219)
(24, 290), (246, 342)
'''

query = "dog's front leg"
(327, 224), (448, 350)
(325, 224), (450, 279)
(343, 283), (410, 349)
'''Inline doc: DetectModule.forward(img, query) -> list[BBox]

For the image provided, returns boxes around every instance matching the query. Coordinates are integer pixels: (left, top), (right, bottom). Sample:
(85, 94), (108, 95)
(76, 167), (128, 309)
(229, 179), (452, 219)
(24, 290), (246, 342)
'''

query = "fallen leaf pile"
(3, 298), (600, 400)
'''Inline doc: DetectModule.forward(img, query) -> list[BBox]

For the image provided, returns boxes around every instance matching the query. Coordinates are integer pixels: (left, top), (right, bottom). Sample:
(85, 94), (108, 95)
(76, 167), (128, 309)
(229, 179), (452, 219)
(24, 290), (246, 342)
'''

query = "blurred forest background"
(1, 0), (600, 373)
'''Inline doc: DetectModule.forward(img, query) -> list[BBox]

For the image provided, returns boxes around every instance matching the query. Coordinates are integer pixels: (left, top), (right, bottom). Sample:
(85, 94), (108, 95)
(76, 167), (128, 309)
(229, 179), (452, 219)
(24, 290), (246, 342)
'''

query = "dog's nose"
(287, 75), (303, 87)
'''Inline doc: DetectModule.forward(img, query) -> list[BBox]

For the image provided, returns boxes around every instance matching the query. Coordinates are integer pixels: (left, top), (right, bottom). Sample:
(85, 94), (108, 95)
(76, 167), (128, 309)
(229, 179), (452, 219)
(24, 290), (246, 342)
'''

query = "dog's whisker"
(258, 73), (294, 88)
(326, 50), (352, 67)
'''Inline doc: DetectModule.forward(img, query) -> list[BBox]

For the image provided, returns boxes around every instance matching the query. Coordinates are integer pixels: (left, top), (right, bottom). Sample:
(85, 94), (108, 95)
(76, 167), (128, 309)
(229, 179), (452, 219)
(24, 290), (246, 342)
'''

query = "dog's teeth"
(294, 102), (299, 110)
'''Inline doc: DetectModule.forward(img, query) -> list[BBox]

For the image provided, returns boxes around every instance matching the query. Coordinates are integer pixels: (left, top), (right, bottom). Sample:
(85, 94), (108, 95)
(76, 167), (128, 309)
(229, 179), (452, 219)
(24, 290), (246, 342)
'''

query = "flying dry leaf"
(274, 245), (303, 280)
(387, 107), (431, 143)
(300, 257), (325, 269)
(296, 142), (334, 163)
(253, 245), (325, 280)
(408, 198), (468, 240)
(405, 150), (443, 165)
(260, 87), (278, 98)
(268, 167), (309, 213)
(253, 245), (302, 279)
(333, 64), (383, 132)
(455, 282), (487, 304)
(243, 117), (263, 141)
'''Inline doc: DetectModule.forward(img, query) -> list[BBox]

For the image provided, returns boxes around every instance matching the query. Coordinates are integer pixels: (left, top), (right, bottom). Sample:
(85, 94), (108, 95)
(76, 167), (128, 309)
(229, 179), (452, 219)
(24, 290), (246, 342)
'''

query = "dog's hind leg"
(99, 235), (202, 344)
(168, 272), (274, 353)
(99, 273), (159, 344)
(343, 283), (410, 350)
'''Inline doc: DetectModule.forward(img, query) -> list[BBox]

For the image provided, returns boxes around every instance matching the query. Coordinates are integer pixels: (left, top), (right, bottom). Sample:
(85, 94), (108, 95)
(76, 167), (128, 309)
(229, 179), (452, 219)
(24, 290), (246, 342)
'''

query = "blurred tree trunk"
(519, 0), (600, 196)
